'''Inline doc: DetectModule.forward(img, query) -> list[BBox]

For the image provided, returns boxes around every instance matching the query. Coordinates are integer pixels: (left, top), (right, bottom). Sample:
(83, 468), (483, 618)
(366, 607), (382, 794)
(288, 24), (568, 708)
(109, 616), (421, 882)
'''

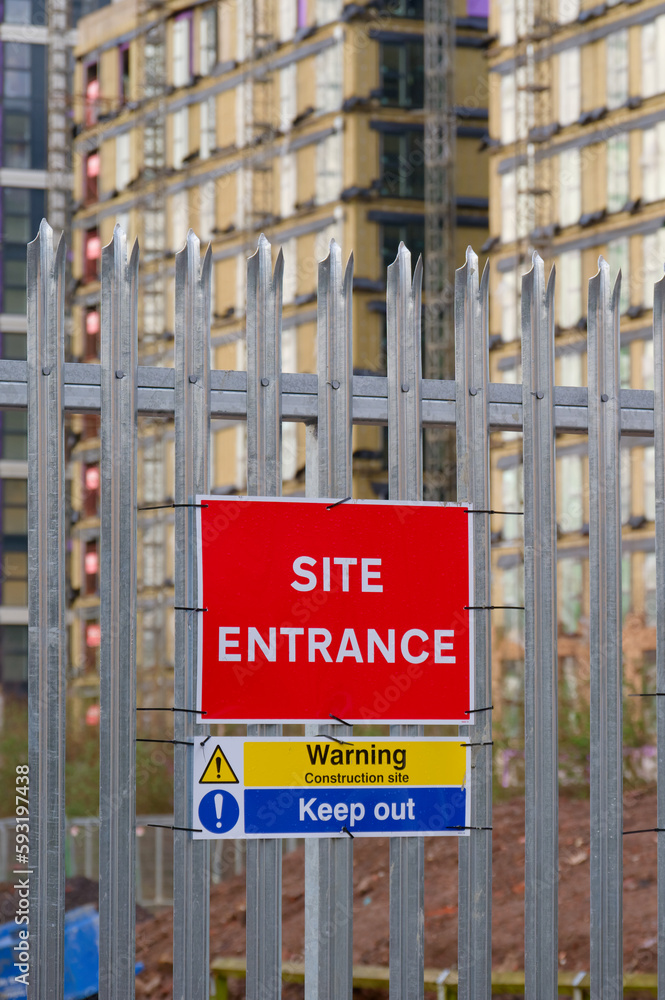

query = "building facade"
(487, 0), (658, 767)
(68, 0), (490, 710)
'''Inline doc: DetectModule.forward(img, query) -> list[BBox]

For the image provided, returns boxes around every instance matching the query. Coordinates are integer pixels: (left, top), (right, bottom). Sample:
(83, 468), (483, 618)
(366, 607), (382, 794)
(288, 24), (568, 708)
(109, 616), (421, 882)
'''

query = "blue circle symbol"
(198, 789), (240, 834)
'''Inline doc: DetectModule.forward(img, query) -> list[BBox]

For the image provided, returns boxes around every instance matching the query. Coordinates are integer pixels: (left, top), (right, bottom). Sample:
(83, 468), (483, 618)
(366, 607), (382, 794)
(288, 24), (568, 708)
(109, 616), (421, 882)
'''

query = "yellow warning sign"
(199, 745), (239, 784)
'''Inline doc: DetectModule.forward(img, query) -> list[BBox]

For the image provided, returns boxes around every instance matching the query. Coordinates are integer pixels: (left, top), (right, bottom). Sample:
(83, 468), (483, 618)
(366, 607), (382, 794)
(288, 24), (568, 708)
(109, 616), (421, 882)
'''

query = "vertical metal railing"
(587, 257), (623, 1000)
(173, 231), (212, 1000)
(455, 247), (492, 1000)
(27, 219), (67, 1000)
(386, 243), (425, 1000)
(99, 226), (139, 1000)
(304, 239), (354, 1000)
(654, 274), (665, 999)
(245, 234), (284, 1000)
(521, 253), (558, 998)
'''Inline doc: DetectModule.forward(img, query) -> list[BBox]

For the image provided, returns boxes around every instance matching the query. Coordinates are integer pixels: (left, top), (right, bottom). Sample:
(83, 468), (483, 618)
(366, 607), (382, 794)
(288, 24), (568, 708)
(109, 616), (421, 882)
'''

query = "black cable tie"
(326, 496), (352, 510)
(462, 741), (494, 747)
(465, 605), (525, 610)
(201, 735), (212, 746)
(136, 738), (195, 746)
(137, 707), (207, 715)
(174, 606), (208, 612)
(464, 705), (493, 715)
(329, 713), (352, 726)
(340, 826), (354, 839)
(315, 734), (353, 746)
(147, 823), (203, 833)
(465, 509), (524, 515)
(447, 825), (493, 831)
(138, 502), (209, 511)
(628, 693), (665, 697)
(623, 827), (665, 835)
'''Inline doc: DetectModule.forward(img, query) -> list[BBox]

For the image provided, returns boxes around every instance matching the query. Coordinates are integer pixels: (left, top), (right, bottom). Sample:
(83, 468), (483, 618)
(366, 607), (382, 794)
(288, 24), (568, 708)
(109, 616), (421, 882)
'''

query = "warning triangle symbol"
(199, 745), (239, 784)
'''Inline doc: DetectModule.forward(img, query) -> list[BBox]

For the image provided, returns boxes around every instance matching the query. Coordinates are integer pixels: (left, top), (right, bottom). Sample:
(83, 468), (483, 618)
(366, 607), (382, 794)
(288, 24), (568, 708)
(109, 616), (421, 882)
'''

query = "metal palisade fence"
(13, 219), (665, 1000)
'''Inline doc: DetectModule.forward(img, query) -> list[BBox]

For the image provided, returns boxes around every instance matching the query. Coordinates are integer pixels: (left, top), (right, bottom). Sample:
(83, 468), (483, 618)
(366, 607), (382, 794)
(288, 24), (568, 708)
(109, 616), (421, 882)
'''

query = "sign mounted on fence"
(196, 497), (473, 724)
(192, 737), (471, 839)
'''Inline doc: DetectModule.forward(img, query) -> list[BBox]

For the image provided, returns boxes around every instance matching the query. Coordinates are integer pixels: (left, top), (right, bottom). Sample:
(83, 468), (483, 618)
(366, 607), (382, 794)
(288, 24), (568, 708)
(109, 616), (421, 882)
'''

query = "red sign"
(196, 498), (473, 724)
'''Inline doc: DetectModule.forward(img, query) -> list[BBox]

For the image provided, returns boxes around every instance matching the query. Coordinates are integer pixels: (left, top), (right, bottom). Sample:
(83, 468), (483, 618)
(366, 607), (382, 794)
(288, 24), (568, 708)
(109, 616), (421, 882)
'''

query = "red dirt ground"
(130, 788), (659, 999)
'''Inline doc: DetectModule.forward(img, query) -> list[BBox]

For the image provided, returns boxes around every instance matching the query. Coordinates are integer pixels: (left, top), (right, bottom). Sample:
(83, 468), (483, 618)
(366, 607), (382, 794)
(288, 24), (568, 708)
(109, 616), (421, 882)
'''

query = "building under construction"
(67, 0), (490, 709)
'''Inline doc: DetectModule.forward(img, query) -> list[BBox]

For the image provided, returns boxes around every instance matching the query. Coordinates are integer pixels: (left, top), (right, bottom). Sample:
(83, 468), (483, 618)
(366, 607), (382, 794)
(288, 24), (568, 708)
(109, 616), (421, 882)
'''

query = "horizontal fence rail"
(22, 222), (665, 1000)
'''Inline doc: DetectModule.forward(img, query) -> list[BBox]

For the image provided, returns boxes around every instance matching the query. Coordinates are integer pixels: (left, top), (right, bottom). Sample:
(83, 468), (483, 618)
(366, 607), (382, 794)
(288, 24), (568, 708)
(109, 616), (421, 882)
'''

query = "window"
(643, 446), (655, 521)
(620, 345), (631, 388)
(607, 134), (629, 213)
(500, 69), (527, 145)
(85, 150), (100, 203)
(5, 0), (42, 24)
(298, 0), (308, 28)
(144, 121), (165, 172)
(501, 171), (517, 243)
(278, 0), (296, 41)
(501, 566), (524, 645)
(380, 131), (424, 199)
(559, 148), (581, 226)
(83, 464), (100, 517)
(280, 64), (296, 130)
(280, 151), (297, 218)
(608, 237), (630, 313)
(2, 543), (27, 605)
(642, 17), (665, 98)
(144, 26), (166, 99)
(282, 324), (299, 480)
(621, 448), (632, 524)
(380, 41), (424, 109)
(3, 43), (46, 170)
(199, 6), (218, 74)
(380, 221), (424, 273)
(3, 188), (45, 314)
(316, 41), (343, 113)
(558, 349), (583, 386)
(391, 0), (425, 16)
(501, 466), (523, 540)
(499, 269), (519, 342)
(559, 559), (583, 634)
(316, 0), (342, 24)
(1, 411), (27, 460)
(172, 107), (189, 168)
(606, 31), (629, 110)
(499, 0), (515, 45)
(170, 190), (188, 251)
(0, 626), (28, 688)
(119, 43), (130, 104)
(557, 249), (582, 329)
(558, 0), (579, 24)
(642, 231), (665, 308)
(142, 524), (165, 588)
(2, 478), (27, 536)
(559, 454), (583, 532)
(198, 179), (216, 242)
(84, 308), (100, 361)
(641, 124), (665, 203)
(84, 539), (99, 596)
(84, 61), (99, 126)
(558, 48), (580, 127)
(142, 437), (164, 503)
(643, 339), (654, 390)
(116, 133), (131, 191)
(200, 97), (216, 159)
(84, 228), (101, 283)
(172, 13), (192, 88)
(316, 131), (343, 204)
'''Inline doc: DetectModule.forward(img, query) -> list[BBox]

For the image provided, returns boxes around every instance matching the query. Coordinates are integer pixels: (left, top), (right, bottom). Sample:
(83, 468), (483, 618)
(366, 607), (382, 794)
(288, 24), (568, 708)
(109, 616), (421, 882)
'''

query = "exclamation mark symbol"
(214, 792), (223, 829)
(215, 755), (222, 780)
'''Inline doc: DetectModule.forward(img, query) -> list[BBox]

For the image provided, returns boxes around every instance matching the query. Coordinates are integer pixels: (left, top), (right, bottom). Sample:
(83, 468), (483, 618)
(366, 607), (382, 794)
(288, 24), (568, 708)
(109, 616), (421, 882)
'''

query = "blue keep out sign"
(243, 787), (466, 837)
(198, 789), (241, 834)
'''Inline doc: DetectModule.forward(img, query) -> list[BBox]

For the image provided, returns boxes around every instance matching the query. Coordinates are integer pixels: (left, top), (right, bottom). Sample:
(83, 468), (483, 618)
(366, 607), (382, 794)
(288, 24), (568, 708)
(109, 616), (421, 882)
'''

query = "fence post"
(245, 234), (284, 1000)
(98, 225), (139, 1000)
(587, 257), (623, 1000)
(173, 231), (212, 1000)
(521, 253), (558, 998)
(654, 273), (665, 999)
(386, 242), (425, 1000)
(27, 219), (67, 1000)
(455, 247), (492, 1000)
(304, 240), (354, 1000)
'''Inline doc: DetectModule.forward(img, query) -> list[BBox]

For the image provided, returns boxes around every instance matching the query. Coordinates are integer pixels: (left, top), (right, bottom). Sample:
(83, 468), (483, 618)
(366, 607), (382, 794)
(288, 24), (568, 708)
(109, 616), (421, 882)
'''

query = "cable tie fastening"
(628, 692), (665, 697)
(174, 606), (208, 612)
(139, 502), (209, 511)
(623, 827), (665, 835)
(201, 735), (212, 747)
(137, 707), (207, 715)
(462, 741), (494, 747)
(148, 823), (203, 833)
(315, 734), (353, 746)
(329, 713), (352, 726)
(465, 605), (525, 610)
(464, 509), (524, 516)
(340, 826), (354, 839)
(136, 738), (195, 746)
(464, 705), (493, 715)
(447, 825), (493, 831)
(326, 497), (352, 510)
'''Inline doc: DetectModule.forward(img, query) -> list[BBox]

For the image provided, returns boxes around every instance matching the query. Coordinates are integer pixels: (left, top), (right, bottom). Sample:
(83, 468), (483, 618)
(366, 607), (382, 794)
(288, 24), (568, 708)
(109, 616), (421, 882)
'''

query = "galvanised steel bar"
(386, 243), (425, 1000)
(27, 219), (67, 1000)
(587, 257), (623, 1000)
(305, 240), (354, 1000)
(455, 247), (492, 1000)
(99, 227), (139, 1000)
(173, 231), (212, 1000)
(521, 254), (558, 999)
(0, 360), (657, 435)
(245, 234), (284, 1000)
(650, 275), (664, 998)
